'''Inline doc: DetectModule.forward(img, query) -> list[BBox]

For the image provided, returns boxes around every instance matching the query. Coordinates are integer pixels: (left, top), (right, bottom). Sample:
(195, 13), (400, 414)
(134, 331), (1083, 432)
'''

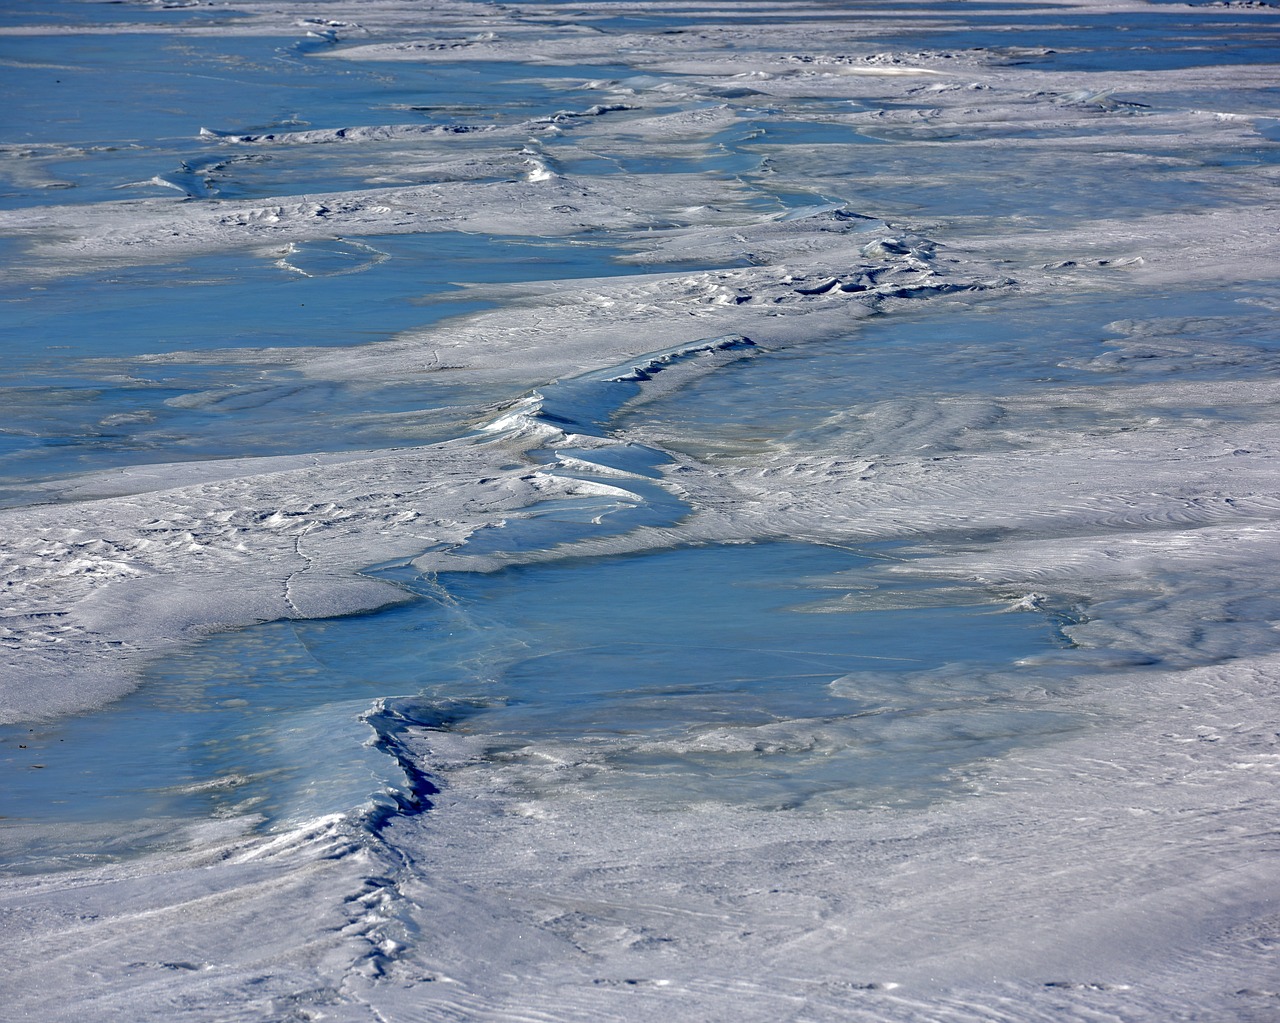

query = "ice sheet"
(2, 1), (1280, 1020)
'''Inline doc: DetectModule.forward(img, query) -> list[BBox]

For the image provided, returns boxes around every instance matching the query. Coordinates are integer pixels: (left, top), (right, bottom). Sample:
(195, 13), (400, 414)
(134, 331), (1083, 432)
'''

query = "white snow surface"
(2, 0), (1280, 1019)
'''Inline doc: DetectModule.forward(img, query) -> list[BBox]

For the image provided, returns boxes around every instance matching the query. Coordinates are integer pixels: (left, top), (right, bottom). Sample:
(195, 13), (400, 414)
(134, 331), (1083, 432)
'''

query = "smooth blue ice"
(0, 33), (634, 206)
(0, 231), (667, 494)
(0, 540), (1068, 865)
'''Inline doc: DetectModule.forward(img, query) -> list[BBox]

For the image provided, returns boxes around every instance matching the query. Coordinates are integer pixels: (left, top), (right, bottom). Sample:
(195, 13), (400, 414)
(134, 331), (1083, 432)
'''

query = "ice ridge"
(482, 334), (757, 439)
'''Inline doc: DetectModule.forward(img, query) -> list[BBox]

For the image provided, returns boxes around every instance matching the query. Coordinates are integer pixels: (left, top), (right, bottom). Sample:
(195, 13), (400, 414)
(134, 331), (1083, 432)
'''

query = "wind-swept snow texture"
(2, 0), (1280, 1020)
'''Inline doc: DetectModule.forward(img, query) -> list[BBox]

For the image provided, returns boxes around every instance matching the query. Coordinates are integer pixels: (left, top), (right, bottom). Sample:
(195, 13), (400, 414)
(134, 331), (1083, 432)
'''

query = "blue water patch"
(402, 542), (1069, 751)
(0, 621), (408, 868)
(0, 230), (689, 495)
(0, 0), (237, 29)
(2, 231), (657, 362)
(0, 34), (333, 195)
(0, 25), (637, 209)
(0, 539), (1070, 869)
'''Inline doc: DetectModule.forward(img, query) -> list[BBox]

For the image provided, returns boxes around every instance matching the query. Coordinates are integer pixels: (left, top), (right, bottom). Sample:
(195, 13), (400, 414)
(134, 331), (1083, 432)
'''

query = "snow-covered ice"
(2, 0), (1280, 1019)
